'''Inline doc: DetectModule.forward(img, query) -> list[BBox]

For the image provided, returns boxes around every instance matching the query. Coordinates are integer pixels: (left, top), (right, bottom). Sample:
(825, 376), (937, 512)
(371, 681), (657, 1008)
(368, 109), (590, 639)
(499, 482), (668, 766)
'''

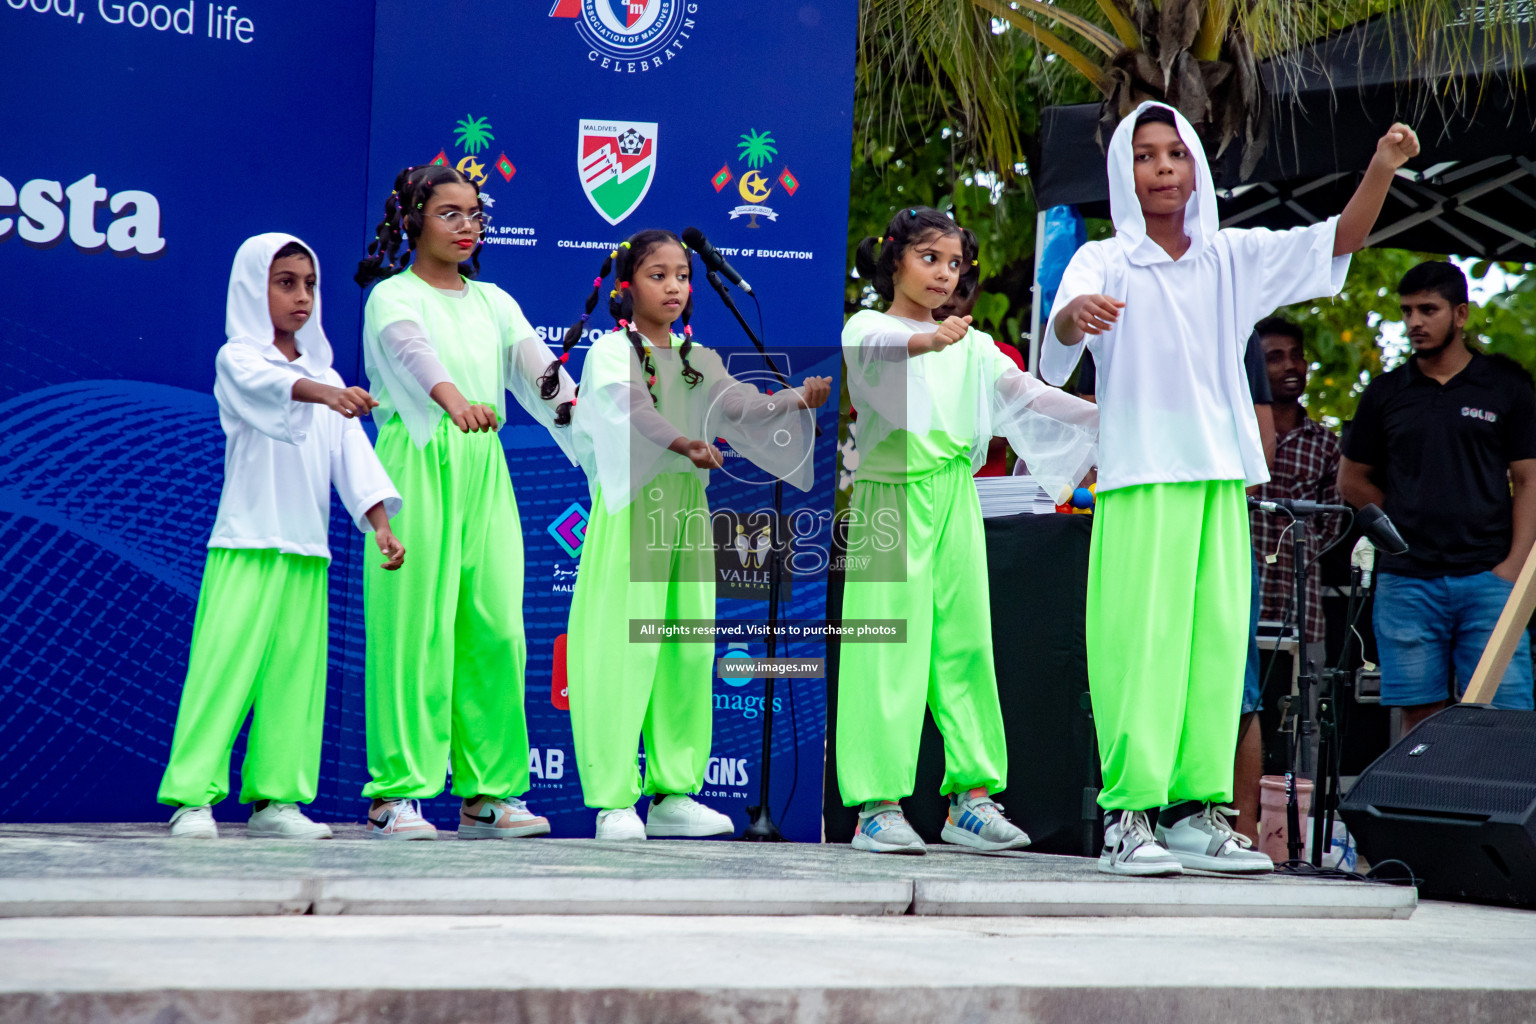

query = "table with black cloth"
(823, 512), (1101, 855)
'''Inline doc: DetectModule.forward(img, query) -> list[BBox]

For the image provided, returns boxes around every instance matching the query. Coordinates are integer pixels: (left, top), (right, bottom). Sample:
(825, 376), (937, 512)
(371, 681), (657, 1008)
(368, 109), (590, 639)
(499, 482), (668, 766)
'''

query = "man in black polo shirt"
(1338, 261), (1536, 731)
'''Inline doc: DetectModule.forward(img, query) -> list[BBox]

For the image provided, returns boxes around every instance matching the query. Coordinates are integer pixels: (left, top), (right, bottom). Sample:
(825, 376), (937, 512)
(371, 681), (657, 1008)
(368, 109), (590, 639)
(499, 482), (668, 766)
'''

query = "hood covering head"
(1106, 101), (1219, 267)
(226, 232), (332, 374)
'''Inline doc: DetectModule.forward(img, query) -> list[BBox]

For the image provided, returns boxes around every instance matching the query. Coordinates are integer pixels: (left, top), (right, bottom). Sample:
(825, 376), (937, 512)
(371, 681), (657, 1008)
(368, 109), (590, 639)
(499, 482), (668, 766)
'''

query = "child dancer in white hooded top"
(1041, 102), (1419, 876)
(159, 233), (404, 840)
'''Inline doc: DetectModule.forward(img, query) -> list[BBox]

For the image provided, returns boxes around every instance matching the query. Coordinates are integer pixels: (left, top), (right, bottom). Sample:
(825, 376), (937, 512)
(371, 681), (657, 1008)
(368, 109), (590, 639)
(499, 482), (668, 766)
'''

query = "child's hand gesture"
(325, 385), (379, 419)
(682, 439), (725, 469)
(450, 403), (500, 433)
(793, 376), (833, 410)
(931, 315), (972, 352)
(1373, 123), (1420, 170)
(375, 526), (405, 571)
(1070, 294), (1125, 337)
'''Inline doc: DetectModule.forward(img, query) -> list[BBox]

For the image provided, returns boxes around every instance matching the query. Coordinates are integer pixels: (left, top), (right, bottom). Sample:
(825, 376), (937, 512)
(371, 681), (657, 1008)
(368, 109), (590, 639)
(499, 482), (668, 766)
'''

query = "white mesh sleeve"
(704, 374), (816, 493)
(990, 360), (1098, 504)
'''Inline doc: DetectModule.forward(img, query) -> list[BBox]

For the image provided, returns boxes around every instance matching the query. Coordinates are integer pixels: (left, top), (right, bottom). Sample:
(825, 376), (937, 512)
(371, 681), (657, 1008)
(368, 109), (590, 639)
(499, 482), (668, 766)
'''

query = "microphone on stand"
(1356, 503), (1408, 556)
(682, 226), (753, 295)
(1248, 497), (1353, 516)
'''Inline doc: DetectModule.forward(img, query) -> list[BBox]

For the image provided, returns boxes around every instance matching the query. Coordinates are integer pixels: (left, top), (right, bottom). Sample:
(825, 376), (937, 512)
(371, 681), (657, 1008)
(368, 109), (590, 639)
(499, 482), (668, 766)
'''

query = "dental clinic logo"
(578, 119), (657, 225)
(548, 0), (698, 74)
(733, 522), (770, 569)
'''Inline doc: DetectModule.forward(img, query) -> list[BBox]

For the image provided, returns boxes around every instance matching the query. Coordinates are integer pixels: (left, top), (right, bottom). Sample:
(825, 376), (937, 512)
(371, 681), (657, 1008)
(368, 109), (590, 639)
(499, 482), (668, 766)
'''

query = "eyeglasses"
(426, 210), (489, 234)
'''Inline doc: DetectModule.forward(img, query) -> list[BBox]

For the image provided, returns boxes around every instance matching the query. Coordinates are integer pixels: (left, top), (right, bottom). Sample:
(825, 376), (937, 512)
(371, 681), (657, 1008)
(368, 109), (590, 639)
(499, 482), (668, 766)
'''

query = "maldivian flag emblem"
(711, 165), (733, 192)
(430, 150), (449, 167)
(496, 153), (517, 181)
(777, 167), (800, 196)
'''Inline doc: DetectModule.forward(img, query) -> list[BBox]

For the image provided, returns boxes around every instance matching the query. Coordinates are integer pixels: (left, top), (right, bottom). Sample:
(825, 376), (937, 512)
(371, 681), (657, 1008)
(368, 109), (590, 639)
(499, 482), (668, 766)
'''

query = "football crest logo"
(578, 119), (658, 225)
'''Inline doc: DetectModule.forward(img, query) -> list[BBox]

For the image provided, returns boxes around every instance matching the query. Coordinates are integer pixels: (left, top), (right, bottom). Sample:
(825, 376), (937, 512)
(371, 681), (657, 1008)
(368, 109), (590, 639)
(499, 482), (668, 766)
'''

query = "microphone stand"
(1310, 549), (1374, 868)
(1281, 509), (1318, 864)
(703, 268), (820, 842)
(1250, 499), (1325, 863)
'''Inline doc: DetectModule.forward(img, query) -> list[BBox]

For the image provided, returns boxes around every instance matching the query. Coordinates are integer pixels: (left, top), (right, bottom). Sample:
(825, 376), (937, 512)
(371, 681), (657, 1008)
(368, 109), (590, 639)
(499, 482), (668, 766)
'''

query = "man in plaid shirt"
(1251, 317), (1343, 643)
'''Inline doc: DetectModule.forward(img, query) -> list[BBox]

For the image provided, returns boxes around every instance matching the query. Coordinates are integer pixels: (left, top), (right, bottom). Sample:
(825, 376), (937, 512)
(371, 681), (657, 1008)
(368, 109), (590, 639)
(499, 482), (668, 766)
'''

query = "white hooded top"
(207, 232), (402, 560)
(1040, 101), (1351, 492)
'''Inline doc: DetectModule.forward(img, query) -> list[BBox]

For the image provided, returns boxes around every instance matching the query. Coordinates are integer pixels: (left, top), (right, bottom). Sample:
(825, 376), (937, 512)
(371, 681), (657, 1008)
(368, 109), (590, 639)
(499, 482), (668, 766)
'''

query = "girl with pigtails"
(353, 164), (579, 840)
(543, 229), (832, 840)
(837, 207), (1099, 855)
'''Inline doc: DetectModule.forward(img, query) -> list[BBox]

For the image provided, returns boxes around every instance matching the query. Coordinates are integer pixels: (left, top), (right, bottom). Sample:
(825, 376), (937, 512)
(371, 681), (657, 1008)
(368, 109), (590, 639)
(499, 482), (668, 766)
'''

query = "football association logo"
(578, 119), (658, 225)
(549, 0), (698, 74)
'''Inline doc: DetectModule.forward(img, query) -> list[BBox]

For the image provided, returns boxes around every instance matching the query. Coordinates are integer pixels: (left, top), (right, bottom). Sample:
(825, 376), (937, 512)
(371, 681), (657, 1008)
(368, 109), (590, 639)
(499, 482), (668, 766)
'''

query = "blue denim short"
(1373, 571), (1536, 710)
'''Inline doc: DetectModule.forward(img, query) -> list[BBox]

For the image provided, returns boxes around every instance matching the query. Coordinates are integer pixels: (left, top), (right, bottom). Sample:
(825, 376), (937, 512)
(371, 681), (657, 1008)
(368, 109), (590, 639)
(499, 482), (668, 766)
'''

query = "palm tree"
(737, 129), (779, 169)
(454, 115), (495, 156)
(860, 0), (1529, 181)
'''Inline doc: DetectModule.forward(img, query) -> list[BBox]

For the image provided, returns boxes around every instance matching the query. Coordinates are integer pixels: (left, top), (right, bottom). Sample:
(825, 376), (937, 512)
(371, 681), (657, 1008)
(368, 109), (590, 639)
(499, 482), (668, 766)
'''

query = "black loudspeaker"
(1339, 704), (1536, 905)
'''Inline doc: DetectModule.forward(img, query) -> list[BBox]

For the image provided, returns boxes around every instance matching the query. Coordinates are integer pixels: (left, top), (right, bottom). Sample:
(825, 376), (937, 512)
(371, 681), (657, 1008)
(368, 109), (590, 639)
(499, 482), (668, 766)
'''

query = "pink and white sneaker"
(459, 796), (551, 839)
(366, 798), (438, 841)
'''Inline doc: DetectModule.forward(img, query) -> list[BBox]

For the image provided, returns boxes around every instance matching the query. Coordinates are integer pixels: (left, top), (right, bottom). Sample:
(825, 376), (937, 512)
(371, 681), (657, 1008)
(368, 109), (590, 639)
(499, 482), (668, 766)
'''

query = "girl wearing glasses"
(353, 164), (578, 840)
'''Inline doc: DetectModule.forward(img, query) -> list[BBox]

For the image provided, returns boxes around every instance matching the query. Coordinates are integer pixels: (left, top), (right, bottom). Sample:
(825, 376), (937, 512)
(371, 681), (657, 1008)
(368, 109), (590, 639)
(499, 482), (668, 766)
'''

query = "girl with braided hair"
(354, 164), (578, 840)
(837, 206), (1098, 855)
(542, 229), (831, 840)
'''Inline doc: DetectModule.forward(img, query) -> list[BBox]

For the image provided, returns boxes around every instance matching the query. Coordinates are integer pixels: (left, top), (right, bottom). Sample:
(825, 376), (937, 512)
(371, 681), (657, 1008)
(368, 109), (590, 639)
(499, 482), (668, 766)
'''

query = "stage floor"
(1, 823), (1415, 920)
(5, 826), (1535, 1024)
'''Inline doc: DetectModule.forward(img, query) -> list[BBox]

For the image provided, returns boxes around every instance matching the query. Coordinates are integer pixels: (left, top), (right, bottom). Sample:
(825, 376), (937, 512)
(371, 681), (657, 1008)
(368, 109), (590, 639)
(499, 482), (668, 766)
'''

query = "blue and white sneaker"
(941, 790), (1031, 852)
(852, 801), (926, 855)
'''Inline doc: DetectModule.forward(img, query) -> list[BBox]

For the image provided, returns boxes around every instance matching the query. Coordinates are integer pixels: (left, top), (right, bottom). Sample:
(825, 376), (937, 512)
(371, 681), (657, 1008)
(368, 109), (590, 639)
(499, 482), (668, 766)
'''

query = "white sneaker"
(247, 801), (333, 840)
(644, 795), (734, 838)
(169, 805), (217, 839)
(366, 798), (438, 840)
(1157, 803), (1274, 874)
(1098, 809), (1183, 876)
(595, 806), (647, 841)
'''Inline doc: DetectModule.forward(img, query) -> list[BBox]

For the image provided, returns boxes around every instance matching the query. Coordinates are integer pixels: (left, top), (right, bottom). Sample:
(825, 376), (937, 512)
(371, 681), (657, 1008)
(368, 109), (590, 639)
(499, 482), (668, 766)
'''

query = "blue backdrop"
(0, 0), (855, 841)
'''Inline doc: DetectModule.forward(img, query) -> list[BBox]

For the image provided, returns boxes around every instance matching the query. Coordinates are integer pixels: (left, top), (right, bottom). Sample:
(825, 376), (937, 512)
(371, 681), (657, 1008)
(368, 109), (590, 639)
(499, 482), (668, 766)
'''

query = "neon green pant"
(836, 457), (1008, 806)
(1087, 480), (1250, 810)
(158, 547), (328, 807)
(567, 475), (715, 809)
(363, 417), (530, 801)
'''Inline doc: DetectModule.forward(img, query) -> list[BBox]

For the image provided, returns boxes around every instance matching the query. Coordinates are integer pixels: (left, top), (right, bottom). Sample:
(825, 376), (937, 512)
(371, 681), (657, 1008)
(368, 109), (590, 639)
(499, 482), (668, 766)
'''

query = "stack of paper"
(974, 475), (1058, 518)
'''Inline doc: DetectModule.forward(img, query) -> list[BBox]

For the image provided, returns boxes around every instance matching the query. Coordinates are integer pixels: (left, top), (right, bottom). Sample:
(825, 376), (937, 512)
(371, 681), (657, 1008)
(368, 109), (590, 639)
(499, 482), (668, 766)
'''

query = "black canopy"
(1034, 12), (1536, 260)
